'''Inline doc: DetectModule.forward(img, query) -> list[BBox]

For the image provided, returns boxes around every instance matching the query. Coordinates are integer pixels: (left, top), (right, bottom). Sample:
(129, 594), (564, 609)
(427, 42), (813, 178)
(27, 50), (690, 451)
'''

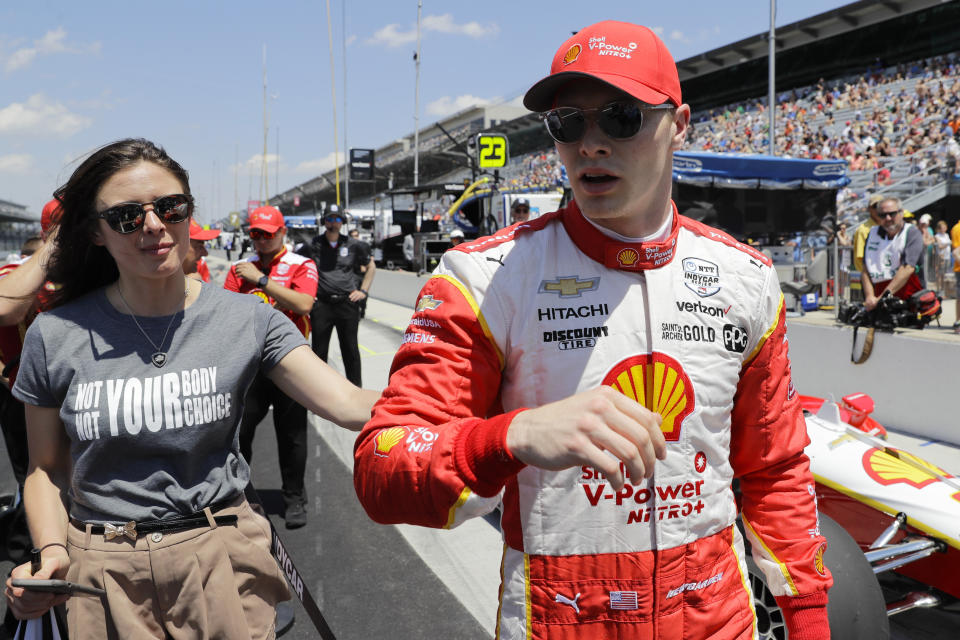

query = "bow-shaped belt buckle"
(104, 521), (137, 541)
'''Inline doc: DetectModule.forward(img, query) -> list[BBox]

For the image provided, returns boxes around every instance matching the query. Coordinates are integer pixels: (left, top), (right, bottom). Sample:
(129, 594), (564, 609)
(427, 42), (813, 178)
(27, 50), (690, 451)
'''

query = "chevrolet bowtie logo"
(416, 295), (443, 312)
(539, 276), (599, 298)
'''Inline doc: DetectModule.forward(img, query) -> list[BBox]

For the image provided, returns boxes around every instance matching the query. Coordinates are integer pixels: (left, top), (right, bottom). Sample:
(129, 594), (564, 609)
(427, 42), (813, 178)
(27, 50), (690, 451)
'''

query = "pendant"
(151, 352), (167, 368)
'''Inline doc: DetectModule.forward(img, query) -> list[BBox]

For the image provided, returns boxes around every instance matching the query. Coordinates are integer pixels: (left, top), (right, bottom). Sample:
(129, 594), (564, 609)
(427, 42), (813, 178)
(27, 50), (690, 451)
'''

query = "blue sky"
(1, 1), (853, 223)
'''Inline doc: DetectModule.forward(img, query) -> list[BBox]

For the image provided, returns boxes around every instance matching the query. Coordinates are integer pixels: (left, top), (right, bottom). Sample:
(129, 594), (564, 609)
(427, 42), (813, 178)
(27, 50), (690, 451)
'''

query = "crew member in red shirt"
(183, 219), (220, 282)
(224, 205), (319, 528)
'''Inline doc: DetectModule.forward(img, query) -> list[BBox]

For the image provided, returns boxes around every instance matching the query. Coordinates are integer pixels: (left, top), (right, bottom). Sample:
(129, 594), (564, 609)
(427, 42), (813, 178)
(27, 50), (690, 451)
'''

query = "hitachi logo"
(537, 304), (609, 321)
(675, 300), (728, 317)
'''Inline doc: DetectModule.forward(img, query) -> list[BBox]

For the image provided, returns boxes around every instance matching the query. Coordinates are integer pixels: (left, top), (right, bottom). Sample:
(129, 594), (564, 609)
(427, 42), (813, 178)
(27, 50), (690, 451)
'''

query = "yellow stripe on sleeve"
(742, 518), (799, 596)
(432, 273), (505, 369)
(444, 486), (473, 529)
(744, 294), (784, 365)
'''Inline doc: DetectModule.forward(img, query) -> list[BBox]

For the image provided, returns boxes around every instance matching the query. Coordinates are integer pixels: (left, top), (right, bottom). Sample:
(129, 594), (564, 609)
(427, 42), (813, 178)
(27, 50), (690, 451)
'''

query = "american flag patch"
(609, 591), (639, 610)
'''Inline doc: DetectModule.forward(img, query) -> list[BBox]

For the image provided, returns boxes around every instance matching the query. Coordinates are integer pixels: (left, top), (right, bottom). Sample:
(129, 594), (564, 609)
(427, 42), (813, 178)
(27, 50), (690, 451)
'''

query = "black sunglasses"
(97, 194), (193, 235)
(540, 101), (675, 144)
(249, 229), (277, 240)
(879, 209), (902, 219)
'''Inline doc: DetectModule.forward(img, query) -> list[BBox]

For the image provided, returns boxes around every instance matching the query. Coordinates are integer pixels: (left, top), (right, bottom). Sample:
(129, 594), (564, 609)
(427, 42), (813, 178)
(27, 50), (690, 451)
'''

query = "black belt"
(71, 510), (238, 541)
(316, 293), (349, 304)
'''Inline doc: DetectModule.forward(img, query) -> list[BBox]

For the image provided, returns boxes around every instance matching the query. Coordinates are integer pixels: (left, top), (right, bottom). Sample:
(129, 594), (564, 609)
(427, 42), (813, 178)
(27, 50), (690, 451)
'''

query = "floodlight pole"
(768, 0), (776, 156)
(413, 0), (422, 187)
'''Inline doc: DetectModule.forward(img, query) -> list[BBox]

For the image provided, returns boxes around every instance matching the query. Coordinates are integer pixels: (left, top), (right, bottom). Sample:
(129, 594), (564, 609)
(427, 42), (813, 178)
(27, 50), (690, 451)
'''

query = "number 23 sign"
(476, 133), (509, 169)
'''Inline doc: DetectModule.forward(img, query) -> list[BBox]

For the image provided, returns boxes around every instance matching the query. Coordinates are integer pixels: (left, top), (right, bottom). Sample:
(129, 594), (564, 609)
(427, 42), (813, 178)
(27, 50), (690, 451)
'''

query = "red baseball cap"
(523, 21), (681, 112)
(248, 206), (285, 233)
(189, 219), (220, 241)
(41, 198), (63, 233)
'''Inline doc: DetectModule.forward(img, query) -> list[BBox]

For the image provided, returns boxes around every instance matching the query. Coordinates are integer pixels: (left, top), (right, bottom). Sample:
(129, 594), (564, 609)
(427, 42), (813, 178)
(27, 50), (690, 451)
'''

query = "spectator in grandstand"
(182, 219), (220, 282)
(354, 20), (831, 640)
(224, 205), (319, 529)
(297, 206), (375, 386)
(510, 197), (531, 224)
(853, 193), (884, 272)
(934, 219), (951, 295)
(836, 222), (852, 246)
(862, 197), (926, 311)
(4, 139), (376, 635)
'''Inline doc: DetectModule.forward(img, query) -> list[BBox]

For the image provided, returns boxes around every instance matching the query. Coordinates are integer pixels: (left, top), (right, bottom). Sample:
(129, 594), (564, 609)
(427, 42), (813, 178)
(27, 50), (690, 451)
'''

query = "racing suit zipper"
(638, 271), (661, 638)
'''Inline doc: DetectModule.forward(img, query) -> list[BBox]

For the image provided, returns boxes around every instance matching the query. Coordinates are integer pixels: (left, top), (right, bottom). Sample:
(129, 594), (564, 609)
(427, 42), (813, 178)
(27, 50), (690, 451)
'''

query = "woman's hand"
(4, 548), (71, 620)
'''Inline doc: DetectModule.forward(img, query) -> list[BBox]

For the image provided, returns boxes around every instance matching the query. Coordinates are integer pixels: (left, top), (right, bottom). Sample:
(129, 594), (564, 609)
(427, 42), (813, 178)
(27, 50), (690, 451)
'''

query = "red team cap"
(248, 206), (285, 233)
(41, 198), (63, 233)
(189, 219), (220, 241)
(523, 21), (682, 112)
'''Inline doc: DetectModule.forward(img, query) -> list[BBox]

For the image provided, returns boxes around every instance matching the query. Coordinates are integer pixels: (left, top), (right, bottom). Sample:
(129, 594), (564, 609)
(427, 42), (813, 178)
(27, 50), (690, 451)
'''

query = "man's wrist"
(257, 274), (270, 288)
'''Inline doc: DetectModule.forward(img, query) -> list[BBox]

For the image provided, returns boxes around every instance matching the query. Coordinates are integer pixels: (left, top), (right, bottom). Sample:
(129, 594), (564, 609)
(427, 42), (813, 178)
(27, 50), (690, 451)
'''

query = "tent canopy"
(673, 151), (849, 190)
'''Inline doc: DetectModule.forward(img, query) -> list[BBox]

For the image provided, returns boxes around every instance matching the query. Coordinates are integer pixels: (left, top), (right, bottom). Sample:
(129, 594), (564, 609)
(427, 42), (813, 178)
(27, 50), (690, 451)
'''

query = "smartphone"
(11, 579), (105, 597)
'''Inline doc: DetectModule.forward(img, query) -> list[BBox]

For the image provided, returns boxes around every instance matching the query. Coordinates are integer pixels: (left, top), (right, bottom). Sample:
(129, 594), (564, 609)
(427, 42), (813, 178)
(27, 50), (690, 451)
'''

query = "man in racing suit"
(354, 21), (831, 640)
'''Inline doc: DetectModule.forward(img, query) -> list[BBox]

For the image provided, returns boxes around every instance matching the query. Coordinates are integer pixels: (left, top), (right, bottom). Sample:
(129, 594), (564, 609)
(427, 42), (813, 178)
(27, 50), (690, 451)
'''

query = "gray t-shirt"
(13, 283), (307, 523)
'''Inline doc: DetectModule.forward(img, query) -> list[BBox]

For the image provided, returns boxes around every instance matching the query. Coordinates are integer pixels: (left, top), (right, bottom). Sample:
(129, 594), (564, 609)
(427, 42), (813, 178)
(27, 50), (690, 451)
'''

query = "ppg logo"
(722, 324), (748, 353)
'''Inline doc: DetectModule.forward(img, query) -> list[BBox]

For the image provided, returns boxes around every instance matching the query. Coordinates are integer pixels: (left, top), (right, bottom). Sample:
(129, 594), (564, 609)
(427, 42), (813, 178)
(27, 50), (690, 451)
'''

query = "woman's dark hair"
(47, 138), (190, 307)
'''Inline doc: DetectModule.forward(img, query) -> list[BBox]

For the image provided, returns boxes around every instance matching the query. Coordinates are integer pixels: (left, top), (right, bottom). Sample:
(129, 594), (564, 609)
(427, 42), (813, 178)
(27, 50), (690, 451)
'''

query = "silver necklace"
(116, 283), (188, 368)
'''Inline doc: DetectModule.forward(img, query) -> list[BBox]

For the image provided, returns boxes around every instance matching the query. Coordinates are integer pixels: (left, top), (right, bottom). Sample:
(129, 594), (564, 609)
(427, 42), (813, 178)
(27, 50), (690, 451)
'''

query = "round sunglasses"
(540, 101), (675, 144)
(97, 194), (193, 235)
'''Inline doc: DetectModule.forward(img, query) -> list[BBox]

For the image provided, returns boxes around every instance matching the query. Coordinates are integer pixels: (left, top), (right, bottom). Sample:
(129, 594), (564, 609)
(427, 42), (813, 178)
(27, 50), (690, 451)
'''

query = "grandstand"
(270, 0), (960, 232)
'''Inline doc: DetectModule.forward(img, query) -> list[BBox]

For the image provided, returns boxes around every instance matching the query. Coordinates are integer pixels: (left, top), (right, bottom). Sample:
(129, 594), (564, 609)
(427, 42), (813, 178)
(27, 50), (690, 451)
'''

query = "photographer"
(862, 197), (924, 311)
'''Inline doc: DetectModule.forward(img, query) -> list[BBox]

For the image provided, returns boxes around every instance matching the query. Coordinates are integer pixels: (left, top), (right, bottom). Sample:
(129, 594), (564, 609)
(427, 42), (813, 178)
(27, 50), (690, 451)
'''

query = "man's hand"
(348, 289), (367, 303)
(234, 262), (265, 285)
(863, 293), (880, 311)
(505, 386), (667, 491)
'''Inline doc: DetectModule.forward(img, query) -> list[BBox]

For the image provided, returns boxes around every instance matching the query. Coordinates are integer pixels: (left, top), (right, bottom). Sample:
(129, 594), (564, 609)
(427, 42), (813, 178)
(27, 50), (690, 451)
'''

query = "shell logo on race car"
(602, 353), (694, 442)
(862, 447), (950, 489)
(252, 290), (270, 304)
(616, 248), (639, 267)
(563, 44), (581, 65)
(416, 295), (443, 312)
(374, 427), (407, 457)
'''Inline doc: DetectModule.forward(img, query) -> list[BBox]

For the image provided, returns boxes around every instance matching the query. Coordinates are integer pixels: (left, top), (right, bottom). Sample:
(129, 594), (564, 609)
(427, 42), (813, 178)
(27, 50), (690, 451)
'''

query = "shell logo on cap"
(616, 248), (639, 267)
(862, 447), (949, 489)
(374, 427), (407, 457)
(563, 44), (582, 65)
(602, 352), (694, 442)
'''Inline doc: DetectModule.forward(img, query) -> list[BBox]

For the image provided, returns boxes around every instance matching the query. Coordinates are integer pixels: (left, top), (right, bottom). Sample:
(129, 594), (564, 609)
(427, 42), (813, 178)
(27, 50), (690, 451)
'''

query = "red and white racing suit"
(354, 202), (832, 640)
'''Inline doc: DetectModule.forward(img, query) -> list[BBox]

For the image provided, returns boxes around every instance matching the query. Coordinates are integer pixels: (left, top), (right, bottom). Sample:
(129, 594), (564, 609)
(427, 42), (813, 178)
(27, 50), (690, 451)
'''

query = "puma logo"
(749, 259), (763, 270)
(555, 592), (581, 614)
(486, 255), (505, 267)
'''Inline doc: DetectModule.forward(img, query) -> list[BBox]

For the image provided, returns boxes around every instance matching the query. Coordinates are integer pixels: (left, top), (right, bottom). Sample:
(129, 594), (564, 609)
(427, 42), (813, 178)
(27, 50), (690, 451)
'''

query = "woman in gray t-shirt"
(4, 138), (378, 638)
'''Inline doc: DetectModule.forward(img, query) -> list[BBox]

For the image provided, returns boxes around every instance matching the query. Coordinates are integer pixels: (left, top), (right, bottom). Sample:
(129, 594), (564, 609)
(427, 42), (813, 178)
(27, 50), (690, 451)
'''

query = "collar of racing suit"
(561, 200), (680, 271)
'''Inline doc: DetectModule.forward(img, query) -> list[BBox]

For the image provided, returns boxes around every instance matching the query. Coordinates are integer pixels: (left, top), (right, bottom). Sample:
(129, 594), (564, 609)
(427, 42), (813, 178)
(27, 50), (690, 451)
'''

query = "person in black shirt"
(298, 208), (375, 385)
